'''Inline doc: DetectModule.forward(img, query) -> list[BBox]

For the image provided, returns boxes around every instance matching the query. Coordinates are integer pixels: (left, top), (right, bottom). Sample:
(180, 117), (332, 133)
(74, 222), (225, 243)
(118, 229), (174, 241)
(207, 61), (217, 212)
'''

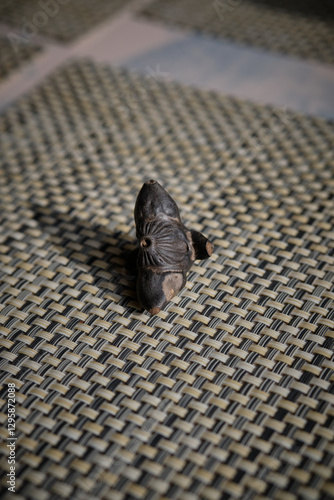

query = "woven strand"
(0, 37), (42, 82)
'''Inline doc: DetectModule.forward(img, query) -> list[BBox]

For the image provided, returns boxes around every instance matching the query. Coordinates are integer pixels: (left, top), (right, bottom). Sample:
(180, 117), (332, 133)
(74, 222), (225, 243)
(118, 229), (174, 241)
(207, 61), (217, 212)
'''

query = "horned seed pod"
(134, 179), (213, 314)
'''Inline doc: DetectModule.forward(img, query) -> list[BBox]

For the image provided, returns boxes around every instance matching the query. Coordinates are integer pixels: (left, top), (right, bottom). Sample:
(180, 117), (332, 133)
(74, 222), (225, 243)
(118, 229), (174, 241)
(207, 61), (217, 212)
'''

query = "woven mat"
(0, 0), (132, 42)
(140, 0), (334, 65)
(0, 36), (42, 82)
(1, 59), (334, 500)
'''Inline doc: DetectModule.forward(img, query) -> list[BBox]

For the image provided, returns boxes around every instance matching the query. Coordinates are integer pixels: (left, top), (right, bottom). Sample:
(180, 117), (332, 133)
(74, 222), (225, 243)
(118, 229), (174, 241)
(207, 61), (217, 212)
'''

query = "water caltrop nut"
(134, 180), (213, 314)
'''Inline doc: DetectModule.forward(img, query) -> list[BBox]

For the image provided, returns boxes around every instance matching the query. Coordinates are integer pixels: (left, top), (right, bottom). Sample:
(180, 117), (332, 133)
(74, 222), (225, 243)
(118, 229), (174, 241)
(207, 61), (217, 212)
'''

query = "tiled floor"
(0, 0), (334, 119)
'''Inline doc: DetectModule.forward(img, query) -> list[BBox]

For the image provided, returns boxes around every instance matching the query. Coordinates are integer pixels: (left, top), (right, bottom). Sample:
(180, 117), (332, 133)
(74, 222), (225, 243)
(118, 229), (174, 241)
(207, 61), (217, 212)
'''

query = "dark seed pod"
(134, 179), (213, 314)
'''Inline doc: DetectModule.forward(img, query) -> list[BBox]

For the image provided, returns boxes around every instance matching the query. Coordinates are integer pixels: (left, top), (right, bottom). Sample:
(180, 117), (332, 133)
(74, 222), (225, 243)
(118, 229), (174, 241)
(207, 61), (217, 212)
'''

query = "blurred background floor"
(0, 0), (334, 119)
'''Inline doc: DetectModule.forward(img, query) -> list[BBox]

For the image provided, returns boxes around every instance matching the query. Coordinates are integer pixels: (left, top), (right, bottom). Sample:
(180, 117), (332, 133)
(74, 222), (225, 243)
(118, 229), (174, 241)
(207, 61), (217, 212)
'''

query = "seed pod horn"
(134, 180), (213, 314)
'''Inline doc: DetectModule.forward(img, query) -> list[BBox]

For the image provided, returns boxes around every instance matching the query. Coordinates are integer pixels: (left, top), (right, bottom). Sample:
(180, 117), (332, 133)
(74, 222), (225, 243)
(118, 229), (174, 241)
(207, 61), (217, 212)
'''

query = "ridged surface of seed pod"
(135, 180), (213, 314)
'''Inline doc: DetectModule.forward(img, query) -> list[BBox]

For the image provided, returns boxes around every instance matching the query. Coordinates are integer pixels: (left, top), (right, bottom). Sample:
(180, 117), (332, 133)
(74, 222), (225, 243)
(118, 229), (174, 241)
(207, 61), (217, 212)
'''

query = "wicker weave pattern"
(140, 0), (334, 65)
(0, 60), (334, 500)
(0, 0), (132, 42)
(0, 37), (42, 82)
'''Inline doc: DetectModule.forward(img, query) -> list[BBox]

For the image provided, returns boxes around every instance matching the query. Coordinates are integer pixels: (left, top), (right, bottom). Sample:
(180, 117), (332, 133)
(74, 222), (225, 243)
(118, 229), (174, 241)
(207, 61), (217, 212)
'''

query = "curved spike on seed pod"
(134, 179), (213, 314)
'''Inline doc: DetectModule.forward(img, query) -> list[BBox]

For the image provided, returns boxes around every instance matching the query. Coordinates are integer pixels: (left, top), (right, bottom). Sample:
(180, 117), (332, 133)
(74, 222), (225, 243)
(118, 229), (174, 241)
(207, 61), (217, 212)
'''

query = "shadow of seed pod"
(134, 180), (213, 314)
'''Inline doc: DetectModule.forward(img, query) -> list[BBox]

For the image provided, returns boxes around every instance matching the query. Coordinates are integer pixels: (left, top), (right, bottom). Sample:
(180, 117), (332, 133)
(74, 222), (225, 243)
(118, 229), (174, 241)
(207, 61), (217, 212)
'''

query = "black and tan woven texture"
(140, 0), (334, 65)
(1, 59), (334, 500)
(0, 0), (132, 42)
(0, 36), (42, 82)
